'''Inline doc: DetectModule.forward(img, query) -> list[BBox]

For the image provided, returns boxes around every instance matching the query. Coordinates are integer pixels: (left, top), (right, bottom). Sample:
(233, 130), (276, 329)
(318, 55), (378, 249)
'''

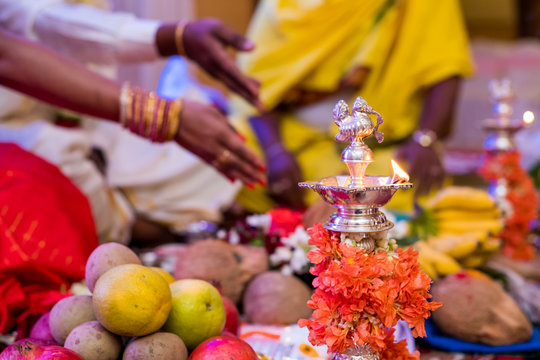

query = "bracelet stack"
(412, 129), (438, 147)
(119, 83), (183, 142)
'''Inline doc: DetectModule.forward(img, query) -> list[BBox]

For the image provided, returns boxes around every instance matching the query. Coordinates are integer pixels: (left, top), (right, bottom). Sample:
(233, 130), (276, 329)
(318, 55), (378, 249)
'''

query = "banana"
(426, 186), (496, 211)
(428, 233), (480, 259)
(438, 219), (504, 236)
(434, 208), (501, 223)
(479, 237), (501, 253)
(417, 254), (438, 279)
(415, 241), (461, 276)
(460, 254), (490, 269)
(437, 230), (489, 242)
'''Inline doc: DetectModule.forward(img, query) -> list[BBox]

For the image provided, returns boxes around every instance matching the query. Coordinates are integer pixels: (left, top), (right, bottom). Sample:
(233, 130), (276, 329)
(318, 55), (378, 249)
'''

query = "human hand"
(176, 100), (266, 186)
(303, 199), (335, 229)
(265, 144), (305, 210)
(183, 19), (265, 112)
(396, 140), (445, 196)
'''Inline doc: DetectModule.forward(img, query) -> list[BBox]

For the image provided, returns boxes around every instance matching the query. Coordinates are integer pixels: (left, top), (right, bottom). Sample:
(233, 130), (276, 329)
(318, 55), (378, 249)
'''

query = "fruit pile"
(0, 243), (258, 360)
(415, 187), (504, 279)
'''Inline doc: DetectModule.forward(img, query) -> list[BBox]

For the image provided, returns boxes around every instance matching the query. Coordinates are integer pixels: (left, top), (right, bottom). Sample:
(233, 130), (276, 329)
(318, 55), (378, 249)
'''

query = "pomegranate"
(210, 281), (240, 336)
(0, 338), (82, 360)
(188, 335), (258, 360)
(221, 295), (240, 336)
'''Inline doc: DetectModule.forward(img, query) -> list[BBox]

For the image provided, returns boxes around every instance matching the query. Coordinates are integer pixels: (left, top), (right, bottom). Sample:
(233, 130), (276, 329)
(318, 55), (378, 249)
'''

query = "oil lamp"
(299, 97), (413, 359)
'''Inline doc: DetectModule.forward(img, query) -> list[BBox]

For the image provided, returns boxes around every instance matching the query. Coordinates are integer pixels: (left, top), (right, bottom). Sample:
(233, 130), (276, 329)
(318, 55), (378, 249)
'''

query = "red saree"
(0, 144), (98, 337)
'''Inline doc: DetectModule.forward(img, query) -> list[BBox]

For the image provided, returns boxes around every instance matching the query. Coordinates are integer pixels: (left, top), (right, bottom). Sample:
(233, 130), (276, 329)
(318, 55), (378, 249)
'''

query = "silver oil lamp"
(484, 78), (523, 153)
(299, 96), (411, 237)
(483, 78), (534, 200)
(299, 97), (412, 359)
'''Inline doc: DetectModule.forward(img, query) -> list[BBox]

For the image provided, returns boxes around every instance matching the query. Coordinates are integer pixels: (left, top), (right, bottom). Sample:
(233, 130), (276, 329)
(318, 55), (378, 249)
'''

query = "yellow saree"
(234, 0), (473, 213)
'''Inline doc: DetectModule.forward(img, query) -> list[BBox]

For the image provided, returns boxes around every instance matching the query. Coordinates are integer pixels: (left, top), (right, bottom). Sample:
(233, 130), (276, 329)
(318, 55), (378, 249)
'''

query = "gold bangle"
(143, 92), (157, 137)
(154, 97), (166, 141)
(174, 21), (188, 56)
(166, 98), (183, 141)
(133, 89), (143, 131)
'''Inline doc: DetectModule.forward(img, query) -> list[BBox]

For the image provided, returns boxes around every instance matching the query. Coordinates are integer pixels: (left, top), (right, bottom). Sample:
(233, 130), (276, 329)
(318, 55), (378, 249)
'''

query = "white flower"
(269, 246), (293, 266)
(282, 225), (310, 247)
(380, 209), (409, 239)
(389, 220), (409, 239)
(496, 197), (514, 219)
(246, 214), (272, 233)
(281, 265), (293, 276)
(228, 229), (240, 245)
(290, 247), (308, 272)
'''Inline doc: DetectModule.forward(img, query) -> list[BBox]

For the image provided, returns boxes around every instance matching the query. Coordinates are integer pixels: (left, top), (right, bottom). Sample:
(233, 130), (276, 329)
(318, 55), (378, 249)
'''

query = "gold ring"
(213, 149), (231, 168)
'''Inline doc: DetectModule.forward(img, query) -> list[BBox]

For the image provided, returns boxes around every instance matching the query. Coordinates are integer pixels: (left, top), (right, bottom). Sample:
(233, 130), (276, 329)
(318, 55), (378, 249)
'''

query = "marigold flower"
(299, 225), (440, 359)
(479, 151), (538, 261)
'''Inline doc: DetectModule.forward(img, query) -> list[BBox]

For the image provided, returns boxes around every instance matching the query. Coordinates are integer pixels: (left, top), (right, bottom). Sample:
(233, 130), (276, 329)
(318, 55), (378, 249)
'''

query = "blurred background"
(112, 0), (540, 175)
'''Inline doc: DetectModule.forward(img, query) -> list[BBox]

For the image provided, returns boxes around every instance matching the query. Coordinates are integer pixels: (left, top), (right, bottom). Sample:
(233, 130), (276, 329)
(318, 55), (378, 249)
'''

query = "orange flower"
(299, 226), (440, 358)
(479, 151), (538, 261)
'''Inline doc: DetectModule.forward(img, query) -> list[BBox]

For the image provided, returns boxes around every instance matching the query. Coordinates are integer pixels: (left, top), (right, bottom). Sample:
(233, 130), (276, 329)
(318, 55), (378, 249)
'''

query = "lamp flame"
(523, 111), (535, 125)
(391, 160), (409, 184)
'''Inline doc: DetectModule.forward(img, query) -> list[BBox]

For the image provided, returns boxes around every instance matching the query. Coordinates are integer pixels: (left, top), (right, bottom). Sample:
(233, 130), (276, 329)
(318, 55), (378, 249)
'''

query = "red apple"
(188, 335), (258, 360)
(221, 295), (240, 336)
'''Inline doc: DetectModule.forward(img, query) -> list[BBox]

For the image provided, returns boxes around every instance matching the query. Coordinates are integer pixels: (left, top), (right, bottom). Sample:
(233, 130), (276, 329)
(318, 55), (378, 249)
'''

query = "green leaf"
(408, 206), (438, 241)
(395, 235), (419, 247)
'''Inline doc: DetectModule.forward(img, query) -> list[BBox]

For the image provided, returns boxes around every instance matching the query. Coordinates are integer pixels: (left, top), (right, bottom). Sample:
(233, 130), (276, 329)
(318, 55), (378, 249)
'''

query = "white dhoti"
(0, 88), (239, 243)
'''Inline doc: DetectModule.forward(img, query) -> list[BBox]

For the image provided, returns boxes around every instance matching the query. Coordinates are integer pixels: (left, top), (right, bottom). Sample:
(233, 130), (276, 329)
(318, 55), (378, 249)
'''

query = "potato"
(49, 295), (96, 345)
(123, 332), (188, 360)
(65, 321), (122, 360)
(85, 243), (141, 292)
(30, 311), (57, 344)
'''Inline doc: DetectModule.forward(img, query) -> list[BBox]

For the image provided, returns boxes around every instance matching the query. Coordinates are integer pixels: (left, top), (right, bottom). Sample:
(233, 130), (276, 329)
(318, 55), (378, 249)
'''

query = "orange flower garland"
(298, 224), (441, 359)
(479, 151), (538, 260)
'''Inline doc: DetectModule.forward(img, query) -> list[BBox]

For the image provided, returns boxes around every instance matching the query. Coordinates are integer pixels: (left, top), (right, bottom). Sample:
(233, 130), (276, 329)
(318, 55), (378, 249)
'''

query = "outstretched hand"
(176, 100), (266, 186)
(265, 143), (306, 210)
(396, 140), (445, 196)
(183, 19), (265, 112)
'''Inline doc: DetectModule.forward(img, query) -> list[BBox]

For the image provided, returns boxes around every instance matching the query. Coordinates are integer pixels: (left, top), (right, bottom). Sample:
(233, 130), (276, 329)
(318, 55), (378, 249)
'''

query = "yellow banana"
(415, 241), (461, 276)
(479, 237), (501, 253)
(417, 255), (438, 279)
(460, 254), (491, 269)
(426, 186), (496, 211)
(434, 208), (501, 223)
(428, 234), (479, 259)
(437, 230), (489, 242)
(438, 219), (504, 236)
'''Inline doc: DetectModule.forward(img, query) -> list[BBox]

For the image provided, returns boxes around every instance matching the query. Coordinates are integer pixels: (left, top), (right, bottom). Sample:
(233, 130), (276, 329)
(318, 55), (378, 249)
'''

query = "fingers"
(186, 19), (265, 111)
(178, 101), (265, 185)
(213, 118), (266, 185)
(219, 125), (266, 173)
(208, 57), (265, 112)
(214, 23), (254, 51)
(212, 145), (266, 186)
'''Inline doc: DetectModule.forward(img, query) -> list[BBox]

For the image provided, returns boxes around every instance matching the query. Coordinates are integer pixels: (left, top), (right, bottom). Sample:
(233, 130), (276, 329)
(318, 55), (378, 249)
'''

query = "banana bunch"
(414, 187), (504, 279)
(415, 241), (461, 279)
